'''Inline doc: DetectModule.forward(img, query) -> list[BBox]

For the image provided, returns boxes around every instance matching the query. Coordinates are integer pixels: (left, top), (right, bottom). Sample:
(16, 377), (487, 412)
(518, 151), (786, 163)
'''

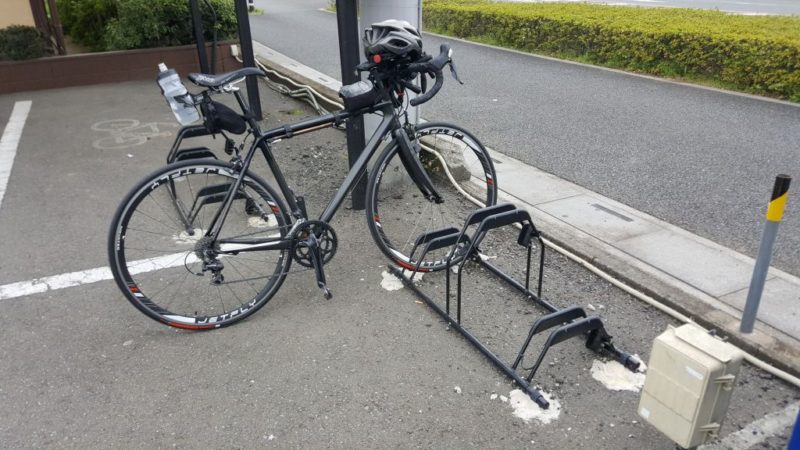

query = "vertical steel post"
(189, 0), (210, 73)
(336, 0), (367, 210)
(234, 0), (262, 120)
(740, 175), (791, 333)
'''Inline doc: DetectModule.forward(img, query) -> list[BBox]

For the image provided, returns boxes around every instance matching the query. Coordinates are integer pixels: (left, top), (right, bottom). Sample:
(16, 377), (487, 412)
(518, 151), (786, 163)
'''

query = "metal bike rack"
(166, 124), (218, 164)
(390, 203), (641, 409)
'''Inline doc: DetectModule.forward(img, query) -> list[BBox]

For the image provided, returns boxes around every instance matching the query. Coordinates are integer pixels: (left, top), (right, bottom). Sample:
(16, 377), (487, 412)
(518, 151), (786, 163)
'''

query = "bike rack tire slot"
(390, 202), (640, 409)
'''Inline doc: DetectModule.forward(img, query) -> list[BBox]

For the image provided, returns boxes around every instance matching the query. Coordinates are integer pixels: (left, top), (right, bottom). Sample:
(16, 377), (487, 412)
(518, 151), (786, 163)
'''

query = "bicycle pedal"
(319, 283), (333, 300)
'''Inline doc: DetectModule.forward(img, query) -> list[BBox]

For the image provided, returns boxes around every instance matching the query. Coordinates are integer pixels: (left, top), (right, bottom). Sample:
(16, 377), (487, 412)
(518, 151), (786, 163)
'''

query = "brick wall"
(0, 43), (242, 94)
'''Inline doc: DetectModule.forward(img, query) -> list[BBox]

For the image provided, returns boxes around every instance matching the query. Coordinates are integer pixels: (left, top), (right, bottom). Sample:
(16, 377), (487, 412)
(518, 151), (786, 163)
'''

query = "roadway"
(250, 0), (800, 277)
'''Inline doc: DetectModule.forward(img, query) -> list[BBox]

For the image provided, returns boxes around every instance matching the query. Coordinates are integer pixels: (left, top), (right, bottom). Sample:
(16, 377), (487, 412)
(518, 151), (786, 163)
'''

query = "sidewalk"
(253, 42), (800, 376)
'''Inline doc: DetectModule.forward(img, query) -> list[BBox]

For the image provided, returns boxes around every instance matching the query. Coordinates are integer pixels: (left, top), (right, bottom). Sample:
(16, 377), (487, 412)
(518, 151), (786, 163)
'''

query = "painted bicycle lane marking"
(91, 119), (178, 150)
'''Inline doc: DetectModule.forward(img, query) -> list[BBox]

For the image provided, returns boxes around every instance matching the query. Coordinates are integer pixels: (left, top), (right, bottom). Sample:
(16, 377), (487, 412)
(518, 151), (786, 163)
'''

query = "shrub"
(105, 0), (237, 50)
(57, 0), (117, 51)
(0, 25), (54, 61)
(423, 1), (800, 101)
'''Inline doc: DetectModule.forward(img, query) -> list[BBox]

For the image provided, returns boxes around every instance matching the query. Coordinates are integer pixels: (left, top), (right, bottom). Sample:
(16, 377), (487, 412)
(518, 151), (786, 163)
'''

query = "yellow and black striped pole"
(741, 174), (792, 333)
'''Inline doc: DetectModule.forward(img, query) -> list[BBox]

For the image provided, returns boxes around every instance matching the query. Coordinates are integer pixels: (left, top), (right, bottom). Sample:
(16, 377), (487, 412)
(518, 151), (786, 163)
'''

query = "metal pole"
(234, 0), (262, 120)
(740, 175), (791, 333)
(189, 0), (210, 73)
(336, 0), (367, 210)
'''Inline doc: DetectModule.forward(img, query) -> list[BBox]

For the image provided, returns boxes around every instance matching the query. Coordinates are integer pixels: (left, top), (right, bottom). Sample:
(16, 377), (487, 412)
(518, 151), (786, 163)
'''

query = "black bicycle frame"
(200, 91), (434, 254)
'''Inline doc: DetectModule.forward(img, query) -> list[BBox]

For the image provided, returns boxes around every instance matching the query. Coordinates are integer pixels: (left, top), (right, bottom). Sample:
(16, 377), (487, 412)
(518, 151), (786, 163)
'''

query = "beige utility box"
(638, 323), (744, 449)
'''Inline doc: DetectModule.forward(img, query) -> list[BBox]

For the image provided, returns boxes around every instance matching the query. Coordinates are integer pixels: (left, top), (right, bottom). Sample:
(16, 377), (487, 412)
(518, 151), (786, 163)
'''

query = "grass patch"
(281, 108), (306, 116)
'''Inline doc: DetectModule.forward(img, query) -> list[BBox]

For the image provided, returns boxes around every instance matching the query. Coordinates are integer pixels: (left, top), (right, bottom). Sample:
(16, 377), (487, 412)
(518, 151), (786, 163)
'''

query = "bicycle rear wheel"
(366, 122), (497, 272)
(108, 159), (292, 329)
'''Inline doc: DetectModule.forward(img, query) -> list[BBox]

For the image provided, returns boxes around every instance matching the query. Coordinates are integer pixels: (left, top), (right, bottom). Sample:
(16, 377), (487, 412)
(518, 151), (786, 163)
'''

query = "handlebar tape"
(408, 44), (450, 73)
(408, 45), (451, 106)
(410, 70), (443, 106)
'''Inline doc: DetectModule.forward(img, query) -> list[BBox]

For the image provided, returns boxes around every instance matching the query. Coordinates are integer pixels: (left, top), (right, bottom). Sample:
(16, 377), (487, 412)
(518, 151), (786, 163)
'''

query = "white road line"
(699, 401), (800, 450)
(0, 252), (198, 301)
(0, 100), (32, 211)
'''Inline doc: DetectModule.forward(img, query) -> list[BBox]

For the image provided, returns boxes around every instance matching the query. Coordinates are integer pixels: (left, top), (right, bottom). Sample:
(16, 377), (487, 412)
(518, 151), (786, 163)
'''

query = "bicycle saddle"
(188, 67), (265, 88)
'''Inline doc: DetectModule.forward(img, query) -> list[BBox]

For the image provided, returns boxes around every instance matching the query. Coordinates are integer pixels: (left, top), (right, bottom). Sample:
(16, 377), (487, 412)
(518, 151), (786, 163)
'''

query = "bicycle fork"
(393, 126), (443, 204)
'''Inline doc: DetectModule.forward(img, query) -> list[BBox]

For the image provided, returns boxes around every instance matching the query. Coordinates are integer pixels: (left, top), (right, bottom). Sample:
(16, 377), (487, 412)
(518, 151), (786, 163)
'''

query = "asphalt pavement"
(1, 79), (797, 449)
(249, 0), (800, 278)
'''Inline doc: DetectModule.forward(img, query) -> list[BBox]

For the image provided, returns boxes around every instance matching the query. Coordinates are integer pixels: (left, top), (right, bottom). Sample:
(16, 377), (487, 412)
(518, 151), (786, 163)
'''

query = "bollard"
(791, 408), (800, 450)
(740, 175), (791, 333)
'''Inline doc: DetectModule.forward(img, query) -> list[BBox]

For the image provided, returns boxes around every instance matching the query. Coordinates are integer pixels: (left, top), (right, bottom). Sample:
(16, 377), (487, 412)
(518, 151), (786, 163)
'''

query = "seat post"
(234, 90), (261, 133)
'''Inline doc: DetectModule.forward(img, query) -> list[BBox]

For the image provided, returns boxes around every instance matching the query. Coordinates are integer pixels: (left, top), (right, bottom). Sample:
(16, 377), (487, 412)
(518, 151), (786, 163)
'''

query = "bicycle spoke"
(145, 268), (194, 305)
(129, 206), (184, 234)
(110, 160), (291, 328)
(145, 191), (190, 231)
(225, 256), (262, 297)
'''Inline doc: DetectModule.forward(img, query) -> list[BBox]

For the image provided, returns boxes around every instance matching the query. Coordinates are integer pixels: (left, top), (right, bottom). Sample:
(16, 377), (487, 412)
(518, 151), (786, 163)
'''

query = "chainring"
(291, 220), (338, 268)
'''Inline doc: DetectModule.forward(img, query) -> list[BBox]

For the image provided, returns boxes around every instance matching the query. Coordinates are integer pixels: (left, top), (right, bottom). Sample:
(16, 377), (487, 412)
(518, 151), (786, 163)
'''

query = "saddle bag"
(339, 81), (380, 112)
(200, 100), (248, 135)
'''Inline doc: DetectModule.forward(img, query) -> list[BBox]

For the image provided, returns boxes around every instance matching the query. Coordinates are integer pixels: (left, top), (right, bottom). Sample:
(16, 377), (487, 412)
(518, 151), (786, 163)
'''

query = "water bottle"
(157, 63), (200, 125)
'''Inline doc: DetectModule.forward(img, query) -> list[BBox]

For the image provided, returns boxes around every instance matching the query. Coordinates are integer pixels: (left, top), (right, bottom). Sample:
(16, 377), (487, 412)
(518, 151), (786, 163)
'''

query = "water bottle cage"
(175, 92), (201, 107)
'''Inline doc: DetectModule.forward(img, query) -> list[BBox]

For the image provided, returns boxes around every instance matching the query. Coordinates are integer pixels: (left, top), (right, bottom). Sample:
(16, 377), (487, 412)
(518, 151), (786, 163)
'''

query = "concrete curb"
(251, 42), (800, 378)
(495, 175), (800, 378)
(253, 42), (343, 111)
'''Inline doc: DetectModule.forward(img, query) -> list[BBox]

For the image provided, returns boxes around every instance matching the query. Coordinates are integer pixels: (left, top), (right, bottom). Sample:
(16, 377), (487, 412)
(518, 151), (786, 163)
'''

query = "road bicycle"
(108, 41), (497, 329)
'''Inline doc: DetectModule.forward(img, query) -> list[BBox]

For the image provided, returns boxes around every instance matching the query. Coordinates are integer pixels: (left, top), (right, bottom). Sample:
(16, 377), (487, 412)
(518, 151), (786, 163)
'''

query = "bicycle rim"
(366, 123), (497, 272)
(108, 160), (291, 329)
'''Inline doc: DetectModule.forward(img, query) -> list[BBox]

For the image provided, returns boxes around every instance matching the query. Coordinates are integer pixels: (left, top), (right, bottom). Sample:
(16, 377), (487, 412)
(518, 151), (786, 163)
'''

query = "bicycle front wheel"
(366, 122), (497, 272)
(108, 160), (292, 329)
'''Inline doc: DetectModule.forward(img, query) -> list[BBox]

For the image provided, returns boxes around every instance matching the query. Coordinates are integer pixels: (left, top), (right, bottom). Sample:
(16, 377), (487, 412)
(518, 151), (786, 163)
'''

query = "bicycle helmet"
(363, 19), (422, 62)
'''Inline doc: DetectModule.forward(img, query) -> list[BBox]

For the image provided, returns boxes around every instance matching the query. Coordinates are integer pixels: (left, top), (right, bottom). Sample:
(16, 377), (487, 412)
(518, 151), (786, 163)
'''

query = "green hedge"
(0, 25), (54, 61)
(423, 1), (800, 101)
(56, 0), (237, 51)
(58, 0), (117, 51)
(105, 0), (237, 50)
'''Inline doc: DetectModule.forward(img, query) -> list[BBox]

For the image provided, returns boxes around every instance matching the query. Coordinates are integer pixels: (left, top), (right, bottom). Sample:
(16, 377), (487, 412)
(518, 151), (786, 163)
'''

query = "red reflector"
(372, 54), (382, 64)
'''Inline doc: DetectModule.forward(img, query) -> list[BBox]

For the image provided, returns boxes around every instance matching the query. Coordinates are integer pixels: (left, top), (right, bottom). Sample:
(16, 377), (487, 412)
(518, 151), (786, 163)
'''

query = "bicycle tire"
(366, 122), (497, 272)
(108, 159), (292, 329)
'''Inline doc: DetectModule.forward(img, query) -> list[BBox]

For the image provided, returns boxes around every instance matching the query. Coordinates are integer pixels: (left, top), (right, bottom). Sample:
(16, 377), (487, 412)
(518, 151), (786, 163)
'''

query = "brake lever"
(449, 59), (464, 85)
(402, 79), (422, 94)
(356, 61), (375, 71)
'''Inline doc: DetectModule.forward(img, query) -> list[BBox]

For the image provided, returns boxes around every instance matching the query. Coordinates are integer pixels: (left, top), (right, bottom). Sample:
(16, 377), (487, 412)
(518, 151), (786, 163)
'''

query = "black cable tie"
(333, 111), (345, 127)
(283, 125), (294, 138)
